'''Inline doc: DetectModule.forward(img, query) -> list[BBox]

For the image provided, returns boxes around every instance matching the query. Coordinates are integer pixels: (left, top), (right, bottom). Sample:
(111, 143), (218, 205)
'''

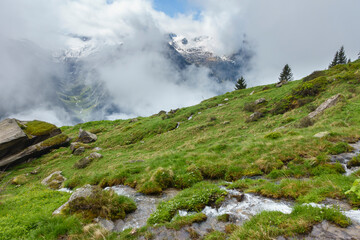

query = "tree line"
(235, 46), (359, 90)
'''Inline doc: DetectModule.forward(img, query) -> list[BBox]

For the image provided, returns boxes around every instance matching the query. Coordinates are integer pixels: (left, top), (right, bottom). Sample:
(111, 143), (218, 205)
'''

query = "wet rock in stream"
(104, 185), (179, 232)
(330, 141), (360, 176)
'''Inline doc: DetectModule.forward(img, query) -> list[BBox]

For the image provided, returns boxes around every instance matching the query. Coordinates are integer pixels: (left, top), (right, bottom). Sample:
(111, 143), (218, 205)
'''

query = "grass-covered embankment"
(1, 60), (360, 239)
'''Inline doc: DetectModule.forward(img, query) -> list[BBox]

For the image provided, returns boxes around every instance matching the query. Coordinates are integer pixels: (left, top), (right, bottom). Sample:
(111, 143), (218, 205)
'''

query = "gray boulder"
(42, 171), (66, 189)
(0, 134), (70, 168)
(73, 147), (85, 155)
(254, 98), (266, 105)
(78, 128), (97, 143)
(308, 94), (343, 119)
(0, 119), (28, 159)
(53, 184), (96, 215)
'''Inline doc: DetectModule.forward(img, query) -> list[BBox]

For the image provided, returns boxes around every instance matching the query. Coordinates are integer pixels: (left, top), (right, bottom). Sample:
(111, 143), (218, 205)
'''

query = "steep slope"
(1, 60), (360, 239)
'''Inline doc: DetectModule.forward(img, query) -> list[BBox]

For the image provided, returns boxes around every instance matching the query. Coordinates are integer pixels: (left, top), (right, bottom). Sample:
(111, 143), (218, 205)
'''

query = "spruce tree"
(278, 64), (293, 83)
(235, 76), (247, 90)
(329, 51), (339, 68)
(329, 46), (348, 68)
(337, 46), (347, 64)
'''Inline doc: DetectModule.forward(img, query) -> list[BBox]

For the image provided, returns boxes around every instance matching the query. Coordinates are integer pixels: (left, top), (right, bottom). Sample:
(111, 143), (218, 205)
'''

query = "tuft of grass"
(347, 155), (360, 168)
(147, 182), (226, 225)
(264, 132), (282, 139)
(164, 212), (207, 230)
(229, 205), (351, 240)
(328, 142), (354, 155)
(64, 186), (136, 221)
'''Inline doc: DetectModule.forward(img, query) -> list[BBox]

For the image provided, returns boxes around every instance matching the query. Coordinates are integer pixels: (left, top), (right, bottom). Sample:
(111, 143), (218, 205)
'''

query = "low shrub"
(298, 116), (314, 128)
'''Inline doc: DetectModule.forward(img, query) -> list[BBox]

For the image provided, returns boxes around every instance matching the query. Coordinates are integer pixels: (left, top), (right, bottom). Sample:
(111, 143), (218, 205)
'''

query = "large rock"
(78, 128), (97, 143)
(0, 119), (68, 169)
(0, 134), (70, 168)
(308, 94), (343, 119)
(53, 184), (96, 215)
(0, 119), (28, 159)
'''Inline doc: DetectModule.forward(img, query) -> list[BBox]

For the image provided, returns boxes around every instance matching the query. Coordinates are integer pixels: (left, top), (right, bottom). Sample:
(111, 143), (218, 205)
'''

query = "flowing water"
(104, 185), (360, 236)
(104, 185), (179, 231)
(330, 141), (360, 176)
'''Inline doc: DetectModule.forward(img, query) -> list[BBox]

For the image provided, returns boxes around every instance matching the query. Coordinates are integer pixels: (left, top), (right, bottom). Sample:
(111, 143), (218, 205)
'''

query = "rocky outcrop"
(308, 94), (343, 119)
(78, 128), (97, 143)
(53, 184), (96, 215)
(0, 119), (28, 159)
(0, 119), (69, 169)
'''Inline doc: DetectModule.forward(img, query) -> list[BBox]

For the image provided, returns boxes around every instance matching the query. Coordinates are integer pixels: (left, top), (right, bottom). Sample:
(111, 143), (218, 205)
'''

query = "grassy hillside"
(1, 60), (360, 239)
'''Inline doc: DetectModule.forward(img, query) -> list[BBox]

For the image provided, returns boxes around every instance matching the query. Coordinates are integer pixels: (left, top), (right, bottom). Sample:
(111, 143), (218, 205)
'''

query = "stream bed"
(330, 141), (360, 176)
(102, 185), (360, 239)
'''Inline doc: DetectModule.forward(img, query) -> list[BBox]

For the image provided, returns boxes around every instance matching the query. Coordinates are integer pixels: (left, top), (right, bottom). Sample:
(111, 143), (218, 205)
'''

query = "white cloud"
(0, 0), (359, 125)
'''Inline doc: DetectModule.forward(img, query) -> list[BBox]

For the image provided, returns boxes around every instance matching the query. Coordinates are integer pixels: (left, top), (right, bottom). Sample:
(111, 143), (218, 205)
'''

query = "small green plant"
(346, 179), (360, 200)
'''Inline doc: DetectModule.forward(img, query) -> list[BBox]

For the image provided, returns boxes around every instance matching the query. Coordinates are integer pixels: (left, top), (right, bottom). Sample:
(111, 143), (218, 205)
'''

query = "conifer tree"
(337, 46), (347, 64)
(329, 51), (339, 68)
(235, 76), (247, 90)
(329, 46), (347, 68)
(278, 64), (293, 83)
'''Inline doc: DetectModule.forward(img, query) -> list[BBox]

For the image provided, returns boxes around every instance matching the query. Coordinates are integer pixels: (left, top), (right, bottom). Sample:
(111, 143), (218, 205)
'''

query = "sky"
(0, 0), (359, 125)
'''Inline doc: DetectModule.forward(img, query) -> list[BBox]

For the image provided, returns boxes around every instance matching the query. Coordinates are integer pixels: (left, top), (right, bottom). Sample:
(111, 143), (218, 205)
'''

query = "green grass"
(147, 182), (226, 224)
(229, 205), (351, 240)
(1, 60), (360, 239)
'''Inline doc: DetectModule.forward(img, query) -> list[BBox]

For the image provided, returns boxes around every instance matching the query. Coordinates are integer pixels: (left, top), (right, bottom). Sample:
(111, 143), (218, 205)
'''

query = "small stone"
(95, 217), (115, 231)
(30, 167), (40, 175)
(250, 91), (255, 95)
(247, 112), (263, 122)
(224, 98), (229, 101)
(89, 152), (103, 159)
(93, 147), (102, 151)
(41, 171), (66, 189)
(222, 121), (230, 125)
(233, 193), (244, 202)
(73, 147), (85, 155)
(218, 104), (224, 107)
(254, 98), (266, 105)
(78, 128), (97, 143)
(314, 131), (330, 138)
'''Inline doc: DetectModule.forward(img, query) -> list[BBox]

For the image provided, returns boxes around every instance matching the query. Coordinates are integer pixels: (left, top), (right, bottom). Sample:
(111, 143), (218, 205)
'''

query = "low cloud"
(0, 0), (359, 125)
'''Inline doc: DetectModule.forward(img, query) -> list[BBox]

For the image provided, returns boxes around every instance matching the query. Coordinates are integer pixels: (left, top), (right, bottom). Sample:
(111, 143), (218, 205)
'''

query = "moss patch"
(20, 120), (58, 137)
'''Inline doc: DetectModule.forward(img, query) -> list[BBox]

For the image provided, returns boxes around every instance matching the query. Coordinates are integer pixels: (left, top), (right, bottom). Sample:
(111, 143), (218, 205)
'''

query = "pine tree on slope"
(278, 64), (293, 83)
(235, 76), (247, 90)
